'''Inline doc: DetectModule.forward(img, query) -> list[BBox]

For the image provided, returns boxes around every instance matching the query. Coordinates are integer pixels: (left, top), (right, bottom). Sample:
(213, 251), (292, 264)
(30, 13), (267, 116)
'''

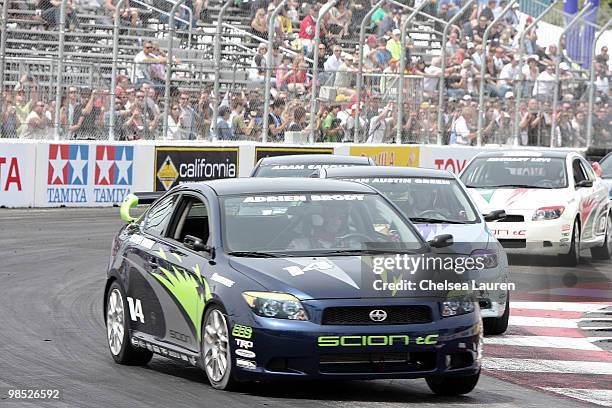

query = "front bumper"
(487, 215), (573, 255)
(229, 299), (482, 381)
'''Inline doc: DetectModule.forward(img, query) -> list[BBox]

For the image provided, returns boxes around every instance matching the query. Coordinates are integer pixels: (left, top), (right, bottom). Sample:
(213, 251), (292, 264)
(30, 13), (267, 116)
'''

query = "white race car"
(459, 151), (611, 266)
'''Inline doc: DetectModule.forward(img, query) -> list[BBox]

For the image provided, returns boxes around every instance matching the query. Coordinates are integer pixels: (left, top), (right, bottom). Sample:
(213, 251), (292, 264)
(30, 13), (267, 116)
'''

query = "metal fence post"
(436, 0), (475, 145)
(261, 0), (287, 143)
(354, 0), (385, 143)
(210, 0), (233, 141)
(53, 0), (68, 140)
(162, 0), (187, 140)
(586, 19), (612, 147)
(550, 4), (592, 147)
(108, 0), (127, 141)
(396, 1), (429, 144)
(475, 0), (518, 146)
(0, 0), (10, 125)
(512, 0), (559, 145)
(308, 0), (337, 143)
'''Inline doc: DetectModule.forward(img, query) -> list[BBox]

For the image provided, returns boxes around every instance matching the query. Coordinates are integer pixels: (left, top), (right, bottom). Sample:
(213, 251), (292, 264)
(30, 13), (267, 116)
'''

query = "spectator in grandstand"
(166, 103), (182, 140)
(492, 47), (507, 73)
(366, 102), (394, 143)
(148, 43), (168, 85)
(363, 35), (378, 71)
(570, 110), (587, 146)
(134, 42), (167, 87)
(374, 37), (392, 71)
(1, 96), (19, 138)
(249, 43), (268, 84)
(386, 29), (402, 61)
(327, 1), (352, 39)
(449, 105), (475, 145)
(423, 57), (443, 97)
(521, 55), (539, 97)
(553, 106), (576, 147)
(215, 106), (233, 140)
(250, 7), (268, 39)
(321, 105), (343, 142)
(498, 55), (520, 96)
(21, 101), (50, 140)
(472, 16), (488, 44)
(505, 2), (520, 26)
(479, 0), (495, 23)
(105, 0), (139, 28)
(267, 99), (291, 142)
(333, 53), (357, 98)
(276, 54), (293, 90)
(231, 99), (256, 140)
(286, 60), (310, 95)
(194, 89), (213, 140)
(380, 58), (399, 94)
(592, 106), (611, 144)
(13, 80), (38, 137)
(35, 0), (78, 30)
(445, 32), (460, 58)
(298, 3), (319, 48)
(177, 92), (195, 140)
(288, 106), (308, 132)
(71, 88), (102, 139)
(337, 103), (366, 142)
(324, 45), (343, 75)
(595, 70), (609, 103)
(141, 83), (161, 118)
(59, 86), (82, 138)
(533, 64), (555, 102)
(596, 46), (609, 72)
(519, 98), (544, 145)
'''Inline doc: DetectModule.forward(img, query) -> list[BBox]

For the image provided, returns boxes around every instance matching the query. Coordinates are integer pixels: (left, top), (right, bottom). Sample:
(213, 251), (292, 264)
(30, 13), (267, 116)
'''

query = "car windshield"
(254, 163), (367, 177)
(460, 157), (567, 189)
(221, 192), (424, 256)
(600, 156), (612, 179)
(342, 177), (479, 224)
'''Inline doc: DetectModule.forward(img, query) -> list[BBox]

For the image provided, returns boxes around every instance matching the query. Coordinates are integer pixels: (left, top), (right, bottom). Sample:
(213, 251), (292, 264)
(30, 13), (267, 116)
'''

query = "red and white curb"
(483, 301), (612, 406)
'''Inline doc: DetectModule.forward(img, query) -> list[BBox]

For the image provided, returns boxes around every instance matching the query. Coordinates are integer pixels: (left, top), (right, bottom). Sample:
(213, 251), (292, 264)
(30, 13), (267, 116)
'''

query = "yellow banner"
(349, 146), (420, 167)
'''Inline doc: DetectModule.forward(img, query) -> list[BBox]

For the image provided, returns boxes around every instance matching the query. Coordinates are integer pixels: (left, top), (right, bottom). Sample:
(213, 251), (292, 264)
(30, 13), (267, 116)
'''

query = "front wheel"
(201, 305), (237, 390)
(483, 293), (510, 335)
(106, 282), (153, 365)
(559, 219), (580, 267)
(426, 370), (481, 396)
(590, 215), (612, 260)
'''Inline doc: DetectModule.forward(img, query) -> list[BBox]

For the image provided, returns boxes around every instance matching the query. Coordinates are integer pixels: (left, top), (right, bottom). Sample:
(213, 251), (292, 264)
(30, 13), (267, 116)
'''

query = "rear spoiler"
(120, 192), (164, 223)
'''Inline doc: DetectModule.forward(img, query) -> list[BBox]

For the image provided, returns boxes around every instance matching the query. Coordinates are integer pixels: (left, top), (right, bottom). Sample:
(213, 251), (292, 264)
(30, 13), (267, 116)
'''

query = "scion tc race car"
(316, 166), (510, 335)
(460, 151), (611, 266)
(105, 178), (483, 395)
(250, 154), (374, 177)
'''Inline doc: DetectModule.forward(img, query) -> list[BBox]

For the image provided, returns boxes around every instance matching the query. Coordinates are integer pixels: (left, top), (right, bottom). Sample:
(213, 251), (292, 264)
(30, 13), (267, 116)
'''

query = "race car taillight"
(532, 206), (564, 221)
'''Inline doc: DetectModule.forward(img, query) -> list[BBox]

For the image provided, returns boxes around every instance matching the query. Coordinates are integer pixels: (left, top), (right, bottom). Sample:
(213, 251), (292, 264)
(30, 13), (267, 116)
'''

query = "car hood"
(229, 255), (450, 300)
(466, 187), (569, 212)
(412, 223), (492, 253)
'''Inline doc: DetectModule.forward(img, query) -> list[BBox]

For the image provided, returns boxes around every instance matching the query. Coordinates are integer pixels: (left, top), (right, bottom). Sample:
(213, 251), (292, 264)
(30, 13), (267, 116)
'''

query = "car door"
(572, 157), (597, 242)
(158, 192), (215, 353)
(578, 157), (608, 241)
(125, 193), (179, 340)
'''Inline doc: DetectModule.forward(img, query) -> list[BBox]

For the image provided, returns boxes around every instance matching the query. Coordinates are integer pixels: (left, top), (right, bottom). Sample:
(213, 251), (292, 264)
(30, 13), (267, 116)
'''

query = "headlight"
(470, 249), (498, 269)
(532, 206), (564, 221)
(242, 291), (308, 320)
(440, 296), (476, 317)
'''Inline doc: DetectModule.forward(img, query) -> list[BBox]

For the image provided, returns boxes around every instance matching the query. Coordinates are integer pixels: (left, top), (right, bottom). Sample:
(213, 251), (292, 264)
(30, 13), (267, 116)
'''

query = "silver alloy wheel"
(107, 288), (125, 356)
(203, 309), (230, 382)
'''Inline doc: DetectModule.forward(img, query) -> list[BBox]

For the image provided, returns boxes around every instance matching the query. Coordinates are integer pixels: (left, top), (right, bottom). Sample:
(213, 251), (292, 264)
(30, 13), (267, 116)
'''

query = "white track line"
(543, 388), (612, 407)
(482, 358), (612, 375)
(510, 302), (610, 313)
(484, 335), (603, 351)
(509, 316), (579, 328)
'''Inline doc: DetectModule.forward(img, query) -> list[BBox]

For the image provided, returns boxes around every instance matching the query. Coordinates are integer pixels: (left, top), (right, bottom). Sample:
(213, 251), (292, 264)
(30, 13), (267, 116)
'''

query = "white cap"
(462, 94), (472, 101)
(505, 91), (514, 98)
(467, 42), (475, 49)
(559, 62), (570, 70)
(392, 28), (401, 36)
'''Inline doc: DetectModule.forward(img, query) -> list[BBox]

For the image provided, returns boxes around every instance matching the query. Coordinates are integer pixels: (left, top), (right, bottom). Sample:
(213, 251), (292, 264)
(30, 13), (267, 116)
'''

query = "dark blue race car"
(105, 178), (482, 395)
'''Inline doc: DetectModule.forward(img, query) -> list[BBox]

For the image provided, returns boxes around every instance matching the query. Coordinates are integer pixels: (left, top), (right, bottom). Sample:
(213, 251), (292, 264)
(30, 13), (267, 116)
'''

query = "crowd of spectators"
(2, 0), (610, 146)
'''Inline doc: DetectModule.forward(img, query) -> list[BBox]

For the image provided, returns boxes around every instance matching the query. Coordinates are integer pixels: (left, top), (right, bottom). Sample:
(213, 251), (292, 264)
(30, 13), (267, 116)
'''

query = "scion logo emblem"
(369, 309), (387, 322)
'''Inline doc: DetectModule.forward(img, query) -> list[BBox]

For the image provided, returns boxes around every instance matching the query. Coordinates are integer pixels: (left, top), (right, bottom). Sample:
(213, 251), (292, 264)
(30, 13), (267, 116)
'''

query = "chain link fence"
(0, 0), (609, 146)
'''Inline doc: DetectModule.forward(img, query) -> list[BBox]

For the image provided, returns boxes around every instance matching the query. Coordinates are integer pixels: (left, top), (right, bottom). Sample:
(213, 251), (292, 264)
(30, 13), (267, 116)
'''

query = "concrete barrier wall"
(0, 140), (585, 208)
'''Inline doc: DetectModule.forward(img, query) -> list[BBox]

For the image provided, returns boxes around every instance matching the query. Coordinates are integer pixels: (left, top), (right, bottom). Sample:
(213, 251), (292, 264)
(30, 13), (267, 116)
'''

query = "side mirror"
(184, 235), (211, 253)
(120, 193), (139, 223)
(576, 179), (593, 188)
(428, 234), (454, 248)
(592, 162), (603, 177)
(484, 209), (506, 222)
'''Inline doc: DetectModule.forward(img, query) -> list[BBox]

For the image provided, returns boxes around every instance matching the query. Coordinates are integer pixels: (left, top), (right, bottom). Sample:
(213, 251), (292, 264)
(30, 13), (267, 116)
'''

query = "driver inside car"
(288, 206), (352, 250)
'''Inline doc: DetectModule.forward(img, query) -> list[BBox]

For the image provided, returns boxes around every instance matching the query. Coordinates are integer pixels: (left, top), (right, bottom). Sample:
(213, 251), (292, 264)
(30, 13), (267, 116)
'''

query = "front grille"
(322, 306), (432, 325)
(502, 214), (525, 222)
(498, 239), (527, 249)
(319, 352), (436, 373)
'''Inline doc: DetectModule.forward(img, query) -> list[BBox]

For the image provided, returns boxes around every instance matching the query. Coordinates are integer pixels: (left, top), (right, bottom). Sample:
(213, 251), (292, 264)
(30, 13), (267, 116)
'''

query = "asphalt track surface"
(0, 208), (609, 408)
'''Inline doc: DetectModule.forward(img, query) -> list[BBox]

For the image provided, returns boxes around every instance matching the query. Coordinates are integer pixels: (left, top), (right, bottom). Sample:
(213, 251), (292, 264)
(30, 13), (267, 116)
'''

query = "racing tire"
(426, 370), (481, 396)
(590, 215), (612, 260)
(201, 304), (238, 391)
(483, 292), (510, 335)
(559, 219), (580, 267)
(105, 282), (153, 365)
